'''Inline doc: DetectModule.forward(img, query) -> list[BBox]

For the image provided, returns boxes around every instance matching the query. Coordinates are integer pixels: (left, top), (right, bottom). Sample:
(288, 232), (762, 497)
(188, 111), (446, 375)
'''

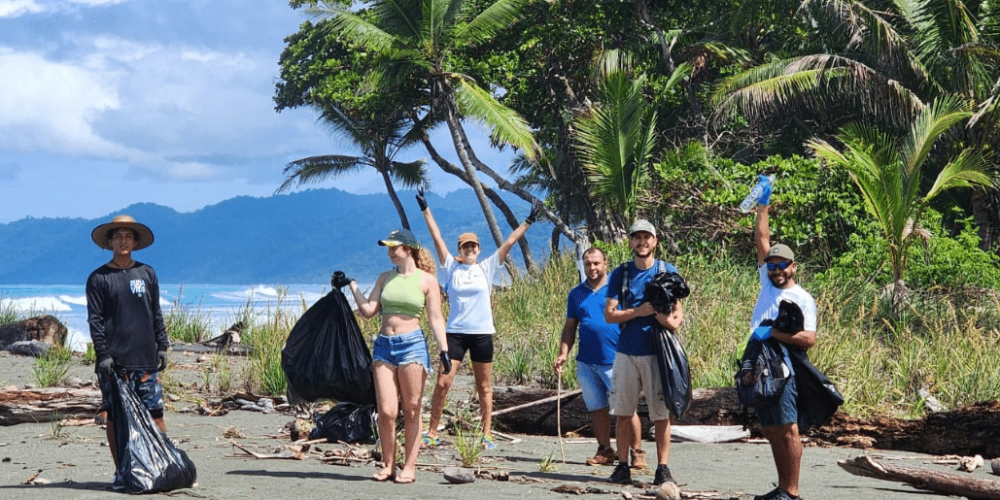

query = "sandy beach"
(0, 351), (989, 500)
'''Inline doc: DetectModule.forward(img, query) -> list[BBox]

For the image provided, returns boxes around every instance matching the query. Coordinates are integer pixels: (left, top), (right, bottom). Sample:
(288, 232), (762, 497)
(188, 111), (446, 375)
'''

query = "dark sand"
(0, 351), (987, 499)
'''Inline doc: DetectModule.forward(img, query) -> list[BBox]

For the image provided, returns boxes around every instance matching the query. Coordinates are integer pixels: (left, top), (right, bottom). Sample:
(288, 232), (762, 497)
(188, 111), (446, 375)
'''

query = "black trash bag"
(310, 402), (377, 444)
(773, 299), (804, 334)
(735, 336), (791, 407)
(282, 288), (375, 405)
(654, 325), (692, 419)
(787, 346), (844, 429)
(644, 272), (690, 314)
(110, 372), (196, 494)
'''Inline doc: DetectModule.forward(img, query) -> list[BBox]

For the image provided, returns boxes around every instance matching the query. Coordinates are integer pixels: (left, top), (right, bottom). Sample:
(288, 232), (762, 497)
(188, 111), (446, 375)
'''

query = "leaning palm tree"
(276, 106), (427, 229)
(806, 96), (992, 304)
(306, 0), (557, 249)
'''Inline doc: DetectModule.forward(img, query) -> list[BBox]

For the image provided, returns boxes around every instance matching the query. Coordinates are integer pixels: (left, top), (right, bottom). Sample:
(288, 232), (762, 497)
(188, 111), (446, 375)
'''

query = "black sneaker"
(754, 488), (800, 500)
(652, 464), (675, 486)
(607, 463), (631, 484)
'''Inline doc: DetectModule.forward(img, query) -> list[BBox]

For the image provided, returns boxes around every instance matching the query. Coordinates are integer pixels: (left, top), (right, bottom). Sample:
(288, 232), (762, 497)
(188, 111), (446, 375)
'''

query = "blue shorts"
(755, 375), (799, 427)
(372, 329), (431, 374)
(577, 361), (613, 412)
(98, 370), (165, 418)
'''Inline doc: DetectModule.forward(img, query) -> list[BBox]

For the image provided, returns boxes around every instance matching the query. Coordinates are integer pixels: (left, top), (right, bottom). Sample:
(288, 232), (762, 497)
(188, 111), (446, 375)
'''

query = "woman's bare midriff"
(379, 313), (422, 335)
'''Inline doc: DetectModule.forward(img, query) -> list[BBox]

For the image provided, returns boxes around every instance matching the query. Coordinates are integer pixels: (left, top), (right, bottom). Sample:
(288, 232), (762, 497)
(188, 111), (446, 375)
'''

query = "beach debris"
(0, 315), (66, 351)
(960, 455), (984, 472)
(9, 341), (51, 358)
(229, 440), (308, 460)
(653, 482), (681, 500)
(992, 458), (1000, 475)
(317, 444), (372, 466)
(22, 469), (43, 485)
(222, 426), (246, 439)
(443, 466), (476, 484)
(839, 455), (1000, 499)
(0, 387), (101, 425)
(552, 484), (617, 495)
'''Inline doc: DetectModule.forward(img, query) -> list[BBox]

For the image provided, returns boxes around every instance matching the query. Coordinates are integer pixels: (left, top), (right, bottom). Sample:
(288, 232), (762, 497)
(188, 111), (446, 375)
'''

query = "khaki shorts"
(609, 353), (670, 421)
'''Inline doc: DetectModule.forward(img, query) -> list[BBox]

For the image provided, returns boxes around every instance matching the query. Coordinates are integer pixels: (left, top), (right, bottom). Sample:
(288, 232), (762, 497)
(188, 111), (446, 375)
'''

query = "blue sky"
(0, 0), (514, 223)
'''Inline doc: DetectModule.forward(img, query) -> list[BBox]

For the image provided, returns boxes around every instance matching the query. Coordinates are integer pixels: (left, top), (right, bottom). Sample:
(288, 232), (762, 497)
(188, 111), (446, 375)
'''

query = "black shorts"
(446, 333), (494, 364)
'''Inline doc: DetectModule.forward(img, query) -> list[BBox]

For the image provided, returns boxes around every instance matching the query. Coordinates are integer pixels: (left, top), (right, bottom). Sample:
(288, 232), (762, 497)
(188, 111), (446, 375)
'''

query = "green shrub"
(32, 345), (72, 387)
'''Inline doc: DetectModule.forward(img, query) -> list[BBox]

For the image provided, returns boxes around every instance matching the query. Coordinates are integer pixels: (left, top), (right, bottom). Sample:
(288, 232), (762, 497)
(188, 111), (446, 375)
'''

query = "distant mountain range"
(0, 188), (556, 285)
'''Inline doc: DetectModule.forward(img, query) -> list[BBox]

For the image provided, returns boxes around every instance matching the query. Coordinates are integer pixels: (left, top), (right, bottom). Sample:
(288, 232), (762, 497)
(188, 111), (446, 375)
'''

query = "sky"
(0, 0), (515, 224)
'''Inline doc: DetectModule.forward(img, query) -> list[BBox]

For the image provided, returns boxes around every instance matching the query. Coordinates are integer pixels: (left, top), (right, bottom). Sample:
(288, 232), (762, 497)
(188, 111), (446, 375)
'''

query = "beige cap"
(457, 232), (479, 248)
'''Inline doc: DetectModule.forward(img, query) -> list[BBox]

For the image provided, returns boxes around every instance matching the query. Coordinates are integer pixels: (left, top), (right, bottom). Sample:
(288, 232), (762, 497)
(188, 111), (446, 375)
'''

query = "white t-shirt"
(750, 264), (817, 332)
(442, 252), (502, 334)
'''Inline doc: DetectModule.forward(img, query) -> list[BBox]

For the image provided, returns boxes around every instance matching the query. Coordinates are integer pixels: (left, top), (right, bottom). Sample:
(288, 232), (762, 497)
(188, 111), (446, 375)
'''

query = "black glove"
(97, 356), (114, 376)
(416, 186), (428, 211)
(439, 351), (452, 374)
(525, 200), (543, 225)
(331, 270), (353, 289)
(156, 350), (168, 371)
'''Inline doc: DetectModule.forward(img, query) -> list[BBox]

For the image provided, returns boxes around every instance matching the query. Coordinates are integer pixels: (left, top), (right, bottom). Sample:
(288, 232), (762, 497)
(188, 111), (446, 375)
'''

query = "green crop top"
(380, 269), (425, 317)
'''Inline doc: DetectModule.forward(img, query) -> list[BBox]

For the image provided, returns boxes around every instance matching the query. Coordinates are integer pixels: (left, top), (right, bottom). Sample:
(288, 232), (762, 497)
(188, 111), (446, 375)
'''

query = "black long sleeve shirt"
(86, 261), (168, 370)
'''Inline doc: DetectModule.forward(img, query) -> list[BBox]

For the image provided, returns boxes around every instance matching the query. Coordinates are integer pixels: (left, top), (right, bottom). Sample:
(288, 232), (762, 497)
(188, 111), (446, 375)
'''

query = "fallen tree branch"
(838, 455), (1000, 500)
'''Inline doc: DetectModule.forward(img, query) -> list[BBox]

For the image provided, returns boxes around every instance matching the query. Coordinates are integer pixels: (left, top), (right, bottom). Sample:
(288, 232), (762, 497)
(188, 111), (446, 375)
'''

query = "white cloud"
(0, 0), (43, 18)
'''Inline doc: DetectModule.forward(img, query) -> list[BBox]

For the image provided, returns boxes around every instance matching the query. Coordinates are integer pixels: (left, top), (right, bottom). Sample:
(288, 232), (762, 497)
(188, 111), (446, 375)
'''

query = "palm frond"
(453, 79), (537, 159)
(460, 0), (529, 46)
(388, 159), (429, 187)
(308, 2), (397, 52)
(276, 155), (369, 194)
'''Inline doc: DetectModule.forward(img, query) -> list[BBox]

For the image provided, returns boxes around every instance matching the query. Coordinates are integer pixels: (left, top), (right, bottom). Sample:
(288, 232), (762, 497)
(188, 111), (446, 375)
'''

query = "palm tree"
(276, 106), (427, 229)
(306, 0), (567, 252)
(806, 96), (992, 303)
(714, 0), (1000, 247)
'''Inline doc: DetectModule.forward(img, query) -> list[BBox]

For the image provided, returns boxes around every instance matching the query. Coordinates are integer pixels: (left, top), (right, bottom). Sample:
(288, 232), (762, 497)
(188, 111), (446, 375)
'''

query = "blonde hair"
(403, 246), (437, 276)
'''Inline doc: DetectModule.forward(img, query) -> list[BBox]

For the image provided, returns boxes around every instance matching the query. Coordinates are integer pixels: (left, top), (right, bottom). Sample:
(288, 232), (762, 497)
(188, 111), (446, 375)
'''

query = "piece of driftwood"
(0, 387), (101, 425)
(229, 440), (308, 460)
(491, 387), (745, 437)
(838, 455), (1000, 500)
(814, 401), (1000, 456)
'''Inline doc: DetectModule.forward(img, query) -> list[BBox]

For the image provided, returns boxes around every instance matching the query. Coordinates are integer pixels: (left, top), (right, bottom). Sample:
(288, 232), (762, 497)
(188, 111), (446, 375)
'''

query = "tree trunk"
(380, 169), (410, 230)
(0, 387), (101, 425)
(838, 455), (1000, 500)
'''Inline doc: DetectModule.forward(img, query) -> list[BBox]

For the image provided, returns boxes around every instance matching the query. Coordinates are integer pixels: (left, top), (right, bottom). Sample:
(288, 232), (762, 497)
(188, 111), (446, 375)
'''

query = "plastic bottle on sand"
(739, 174), (775, 213)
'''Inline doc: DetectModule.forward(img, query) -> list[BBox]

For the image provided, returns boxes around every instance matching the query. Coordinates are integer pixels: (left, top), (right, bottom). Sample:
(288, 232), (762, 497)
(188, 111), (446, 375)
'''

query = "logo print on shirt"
(130, 279), (146, 297)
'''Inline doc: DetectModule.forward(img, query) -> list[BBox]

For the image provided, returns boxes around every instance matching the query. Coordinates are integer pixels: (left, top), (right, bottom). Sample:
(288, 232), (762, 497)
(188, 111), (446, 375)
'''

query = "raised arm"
(348, 272), (386, 319)
(754, 204), (771, 265)
(495, 202), (541, 263)
(420, 208), (449, 266)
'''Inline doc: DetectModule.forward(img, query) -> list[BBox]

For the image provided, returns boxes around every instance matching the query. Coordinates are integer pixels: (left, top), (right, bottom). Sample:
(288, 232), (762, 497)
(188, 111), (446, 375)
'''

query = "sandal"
(482, 434), (497, 450)
(420, 432), (439, 449)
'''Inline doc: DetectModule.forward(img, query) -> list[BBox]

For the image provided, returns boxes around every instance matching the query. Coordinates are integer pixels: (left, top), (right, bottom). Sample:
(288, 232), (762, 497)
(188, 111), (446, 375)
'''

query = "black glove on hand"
(439, 351), (452, 374)
(156, 351), (168, 371)
(331, 271), (353, 289)
(97, 356), (114, 376)
(525, 200), (543, 225)
(416, 186), (428, 211)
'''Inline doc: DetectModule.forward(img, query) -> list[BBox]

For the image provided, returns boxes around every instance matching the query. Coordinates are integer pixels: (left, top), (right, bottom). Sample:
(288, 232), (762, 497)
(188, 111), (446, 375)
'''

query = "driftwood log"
(0, 315), (67, 350)
(0, 387), (101, 425)
(491, 386), (745, 437)
(839, 455), (1000, 500)
(814, 401), (1000, 457)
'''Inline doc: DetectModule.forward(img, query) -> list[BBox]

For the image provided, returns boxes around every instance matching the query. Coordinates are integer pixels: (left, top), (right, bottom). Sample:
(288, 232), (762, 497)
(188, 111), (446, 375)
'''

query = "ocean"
(0, 283), (339, 352)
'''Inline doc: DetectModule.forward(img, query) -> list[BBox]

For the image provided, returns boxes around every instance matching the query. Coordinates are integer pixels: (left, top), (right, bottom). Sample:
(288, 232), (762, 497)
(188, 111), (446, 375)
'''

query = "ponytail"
(416, 247), (437, 275)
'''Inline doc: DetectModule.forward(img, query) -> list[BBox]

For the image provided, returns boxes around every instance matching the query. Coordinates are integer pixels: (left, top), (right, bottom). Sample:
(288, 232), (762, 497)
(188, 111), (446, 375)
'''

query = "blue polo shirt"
(566, 282), (619, 365)
(605, 260), (679, 356)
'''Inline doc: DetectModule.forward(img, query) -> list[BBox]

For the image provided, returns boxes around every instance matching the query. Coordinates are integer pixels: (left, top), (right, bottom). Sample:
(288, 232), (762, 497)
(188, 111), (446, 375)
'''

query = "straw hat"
(91, 215), (155, 251)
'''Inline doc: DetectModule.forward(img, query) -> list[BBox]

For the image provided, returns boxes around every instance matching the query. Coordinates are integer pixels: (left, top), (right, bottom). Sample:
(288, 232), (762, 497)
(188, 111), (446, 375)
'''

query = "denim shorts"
(577, 361), (613, 412)
(372, 329), (431, 374)
(98, 370), (164, 418)
(755, 374), (799, 426)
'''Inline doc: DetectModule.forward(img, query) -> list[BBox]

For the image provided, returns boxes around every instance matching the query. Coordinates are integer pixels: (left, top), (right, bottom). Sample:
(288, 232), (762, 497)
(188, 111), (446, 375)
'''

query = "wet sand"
(0, 351), (989, 499)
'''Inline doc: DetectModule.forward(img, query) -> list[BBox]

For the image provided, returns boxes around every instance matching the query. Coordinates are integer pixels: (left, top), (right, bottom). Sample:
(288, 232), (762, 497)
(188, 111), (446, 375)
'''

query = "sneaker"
(420, 432), (439, 449)
(481, 434), (497, 450)
(111, 472), (125, 491)
(607, 463), (631, 484)
(630, 448), (648, 469)
(652, 464), (675, 486)
(586, 445), (617, 466)
(754, 488), (800, 500)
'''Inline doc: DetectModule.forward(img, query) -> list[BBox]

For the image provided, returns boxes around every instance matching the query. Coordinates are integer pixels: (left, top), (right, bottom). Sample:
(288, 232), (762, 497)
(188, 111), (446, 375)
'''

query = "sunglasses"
(766, 261), (793, 271)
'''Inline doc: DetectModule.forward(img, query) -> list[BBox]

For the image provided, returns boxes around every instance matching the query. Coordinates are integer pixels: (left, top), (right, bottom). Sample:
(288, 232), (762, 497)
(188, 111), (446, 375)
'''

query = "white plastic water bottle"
(739, 174), (775, 213)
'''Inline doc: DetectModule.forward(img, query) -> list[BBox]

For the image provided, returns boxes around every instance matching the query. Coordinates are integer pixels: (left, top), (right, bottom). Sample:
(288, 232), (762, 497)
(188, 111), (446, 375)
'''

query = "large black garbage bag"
(787, 346), (844, 429)
(644, 272), (690, 314)
(282, 288), (375, 405)
(654, 326), (692, 419)
(773, 299), (805, 334)
(110, 372), (196, 494)
(310, 402), (377, 444)
(735, 336), (791, 407)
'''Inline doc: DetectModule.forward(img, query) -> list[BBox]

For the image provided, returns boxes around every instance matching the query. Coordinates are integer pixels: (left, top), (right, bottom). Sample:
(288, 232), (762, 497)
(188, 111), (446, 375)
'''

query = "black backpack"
(735, 331), (791, 407)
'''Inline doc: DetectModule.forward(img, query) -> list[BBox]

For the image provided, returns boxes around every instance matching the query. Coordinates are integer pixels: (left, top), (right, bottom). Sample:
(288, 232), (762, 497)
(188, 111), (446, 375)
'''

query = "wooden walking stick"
(557, 370), (566, 463)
